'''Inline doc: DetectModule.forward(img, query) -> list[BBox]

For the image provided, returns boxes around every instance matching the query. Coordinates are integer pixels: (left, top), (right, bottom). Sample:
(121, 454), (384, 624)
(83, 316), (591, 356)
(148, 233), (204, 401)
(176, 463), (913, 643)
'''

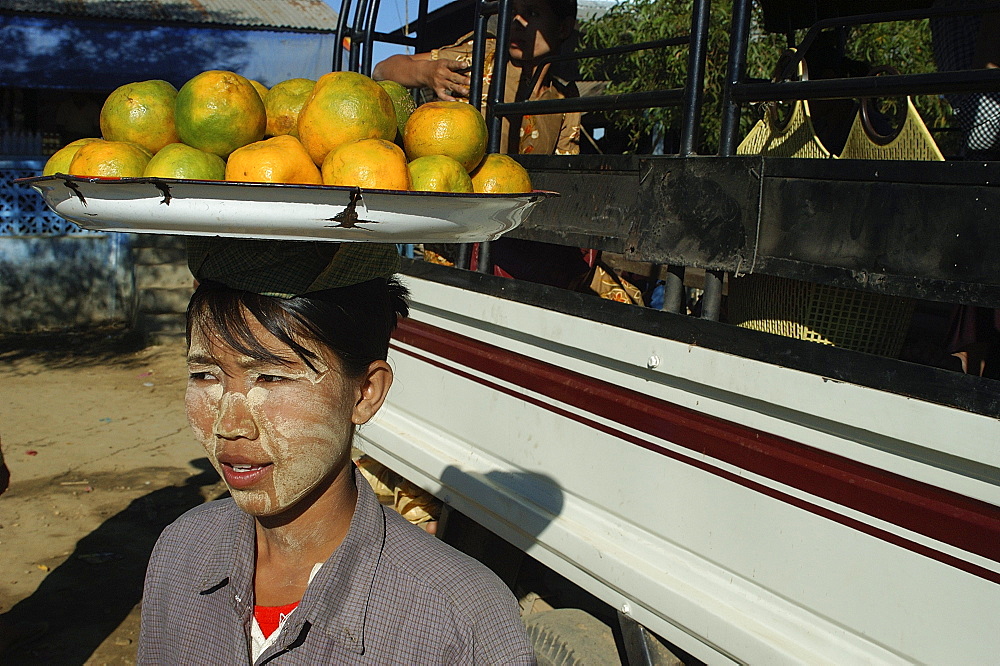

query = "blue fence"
(1, 158), (135, 333)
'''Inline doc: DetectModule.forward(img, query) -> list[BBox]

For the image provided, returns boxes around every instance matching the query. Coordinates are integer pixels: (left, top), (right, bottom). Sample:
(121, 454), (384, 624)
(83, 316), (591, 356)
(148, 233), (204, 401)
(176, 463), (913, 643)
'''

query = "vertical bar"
(718, 0), (752, 156)
(616, 611), (656, 666)
(476, 240), (492, 274)
(455, 243), (472, 270)
(661, 265), (686, 313)
(679, 0), (711, 156)
(414, 0), (431, 53)
(487, 0), (515, 154)
(349, 0), (372, 72)
(333, 0), (354, 71)
(700, 269), (724, 321)
(469, 0), (491, 113)
(360, 0), (383, 76)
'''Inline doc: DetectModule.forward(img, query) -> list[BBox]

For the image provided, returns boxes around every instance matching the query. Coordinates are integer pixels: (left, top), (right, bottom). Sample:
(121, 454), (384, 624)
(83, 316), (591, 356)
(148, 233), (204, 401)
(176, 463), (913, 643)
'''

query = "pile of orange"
(44, 70), (533, 193)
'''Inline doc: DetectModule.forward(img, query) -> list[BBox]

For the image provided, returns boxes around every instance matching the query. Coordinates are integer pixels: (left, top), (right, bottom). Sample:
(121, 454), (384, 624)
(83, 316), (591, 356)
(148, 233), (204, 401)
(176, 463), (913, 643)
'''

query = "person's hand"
(423, 59), (472, 102)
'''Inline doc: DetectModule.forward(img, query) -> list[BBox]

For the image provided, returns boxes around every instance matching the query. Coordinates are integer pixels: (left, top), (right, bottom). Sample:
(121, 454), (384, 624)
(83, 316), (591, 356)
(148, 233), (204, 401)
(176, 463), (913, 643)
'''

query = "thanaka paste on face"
(185, 321), (357, 517)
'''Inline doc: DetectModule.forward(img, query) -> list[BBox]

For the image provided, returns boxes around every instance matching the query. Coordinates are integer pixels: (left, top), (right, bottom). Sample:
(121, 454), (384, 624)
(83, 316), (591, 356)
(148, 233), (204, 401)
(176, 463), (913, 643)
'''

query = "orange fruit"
(402, 101), (487, 172)
(175, 70), (266, 157)
(321, 138), (410, 190)
(264, 78), (315, 138)
(377, 79), (416, 139)
(43, 138), (100, 176)
(144, 143), (226, 180)
(226, 135), (322, 185)
(99, 80), (181, 154)
(470, 154), (533, 193)
(407, 155), (473, 193)
(68, 139), (152, 178)
(298, 71), (397, 165)
(248, 79), (269, 101)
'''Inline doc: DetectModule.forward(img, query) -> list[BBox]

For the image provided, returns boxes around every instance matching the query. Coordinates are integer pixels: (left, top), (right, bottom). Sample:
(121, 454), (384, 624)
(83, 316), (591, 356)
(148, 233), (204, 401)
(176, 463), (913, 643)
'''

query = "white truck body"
(357, 271), (1000, 665)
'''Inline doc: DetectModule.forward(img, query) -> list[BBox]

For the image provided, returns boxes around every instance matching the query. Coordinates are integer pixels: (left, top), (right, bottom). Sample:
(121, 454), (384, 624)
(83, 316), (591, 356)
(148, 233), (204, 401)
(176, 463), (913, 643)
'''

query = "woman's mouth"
(221, 462), (273, 490)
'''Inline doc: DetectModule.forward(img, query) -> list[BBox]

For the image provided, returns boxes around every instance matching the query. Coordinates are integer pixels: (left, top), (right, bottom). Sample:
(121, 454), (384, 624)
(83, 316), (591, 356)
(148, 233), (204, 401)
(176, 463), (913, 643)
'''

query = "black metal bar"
(469, 0), (491, 112)
(414, 0), (430, 52)
(455, 243), (472, 270)
(719, 0), (752, 156)
(333, 0), (354, 70)
(662, 265), (686, 313)
(360, 0), (383, 76)
(493, 88), (686, 117)
(477, 240), (492, 273)
(616, 611), (655, 666)
(487, 0), (515, 154)
(366, 32), (419, 47)
(523, 36), (691, 95)
(348, 0), (372, 72)
(679, 0), (710, 156)
(701, 269), (724, 321)
(733, 69), (1000, 103)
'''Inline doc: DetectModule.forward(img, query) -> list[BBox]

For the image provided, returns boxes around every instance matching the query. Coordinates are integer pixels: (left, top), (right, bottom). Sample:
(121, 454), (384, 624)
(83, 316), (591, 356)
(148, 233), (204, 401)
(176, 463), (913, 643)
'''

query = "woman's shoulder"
(153, 497), (239, 552)
(380, 509), (516, 606)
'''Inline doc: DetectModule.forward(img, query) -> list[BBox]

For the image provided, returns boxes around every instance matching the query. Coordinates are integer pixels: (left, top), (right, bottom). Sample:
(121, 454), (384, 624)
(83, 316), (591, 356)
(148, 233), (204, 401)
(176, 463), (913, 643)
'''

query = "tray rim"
(15, 173), (560, 201)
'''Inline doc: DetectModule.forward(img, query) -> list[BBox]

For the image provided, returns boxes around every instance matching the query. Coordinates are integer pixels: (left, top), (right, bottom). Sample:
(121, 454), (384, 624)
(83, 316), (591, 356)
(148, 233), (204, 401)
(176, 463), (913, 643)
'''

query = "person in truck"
(373, 0), (592, 289)
(137, 239), (534, 664)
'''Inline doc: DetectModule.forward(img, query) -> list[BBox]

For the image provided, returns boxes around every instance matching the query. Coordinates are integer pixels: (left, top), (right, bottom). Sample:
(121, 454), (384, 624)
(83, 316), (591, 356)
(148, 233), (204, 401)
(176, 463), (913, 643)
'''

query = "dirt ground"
(0, 333), (226, 665)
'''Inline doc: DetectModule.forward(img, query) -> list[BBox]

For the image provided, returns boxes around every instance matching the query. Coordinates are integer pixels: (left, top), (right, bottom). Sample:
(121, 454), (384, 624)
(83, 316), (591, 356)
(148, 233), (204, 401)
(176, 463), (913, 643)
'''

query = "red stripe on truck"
(392, 318), (1000, 582)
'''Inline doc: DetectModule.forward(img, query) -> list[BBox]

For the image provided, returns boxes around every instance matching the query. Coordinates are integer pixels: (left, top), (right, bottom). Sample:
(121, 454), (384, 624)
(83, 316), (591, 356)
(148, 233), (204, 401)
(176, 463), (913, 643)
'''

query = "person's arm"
(373, 53), (472, 102)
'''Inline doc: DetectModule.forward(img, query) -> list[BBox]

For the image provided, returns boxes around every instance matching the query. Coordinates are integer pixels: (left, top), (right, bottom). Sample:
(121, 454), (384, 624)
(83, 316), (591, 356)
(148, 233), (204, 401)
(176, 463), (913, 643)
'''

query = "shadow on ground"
(0, 328), (153, 371)
(0, 458), (223, 664)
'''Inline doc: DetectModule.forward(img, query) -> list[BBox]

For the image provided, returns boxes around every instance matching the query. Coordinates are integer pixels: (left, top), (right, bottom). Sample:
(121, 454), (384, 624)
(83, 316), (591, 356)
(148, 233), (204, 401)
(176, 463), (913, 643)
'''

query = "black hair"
(186, 277), (410, 378)
(546, 0), (577, 22)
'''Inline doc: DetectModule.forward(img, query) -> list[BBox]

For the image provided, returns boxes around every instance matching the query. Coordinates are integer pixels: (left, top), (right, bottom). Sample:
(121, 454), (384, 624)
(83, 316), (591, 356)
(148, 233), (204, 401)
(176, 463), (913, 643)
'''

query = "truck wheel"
(524, 608), (621, 665)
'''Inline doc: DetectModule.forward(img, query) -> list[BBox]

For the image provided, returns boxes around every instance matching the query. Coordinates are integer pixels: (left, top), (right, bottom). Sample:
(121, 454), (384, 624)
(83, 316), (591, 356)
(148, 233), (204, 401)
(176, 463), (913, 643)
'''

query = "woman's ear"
(351, 360), (394, 425)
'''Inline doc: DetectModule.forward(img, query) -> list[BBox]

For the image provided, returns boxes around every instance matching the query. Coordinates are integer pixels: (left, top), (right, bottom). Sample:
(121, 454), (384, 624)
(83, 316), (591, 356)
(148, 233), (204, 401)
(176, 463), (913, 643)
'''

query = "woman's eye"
(257, 374), (289, 383)
(188, 371), (217, 382)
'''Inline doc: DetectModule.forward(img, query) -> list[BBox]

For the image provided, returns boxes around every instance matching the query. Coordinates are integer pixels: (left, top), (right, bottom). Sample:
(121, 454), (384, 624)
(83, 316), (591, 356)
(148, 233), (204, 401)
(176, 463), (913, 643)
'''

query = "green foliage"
(577, 1), (952, 153)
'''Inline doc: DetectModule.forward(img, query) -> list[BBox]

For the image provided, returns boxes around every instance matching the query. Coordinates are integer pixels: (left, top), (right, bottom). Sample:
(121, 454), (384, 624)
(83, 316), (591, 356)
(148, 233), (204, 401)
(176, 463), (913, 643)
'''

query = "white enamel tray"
(19, 175), (557, 243)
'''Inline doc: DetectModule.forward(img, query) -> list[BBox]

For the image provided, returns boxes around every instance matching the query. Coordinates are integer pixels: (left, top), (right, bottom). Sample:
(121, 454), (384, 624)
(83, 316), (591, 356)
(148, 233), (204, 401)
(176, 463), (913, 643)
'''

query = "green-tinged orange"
(68, 139), (152, 178)
(99, 80), (180, 153)
(470, 153), (533, 193)
(248, 79), (269, 101)
(377, 79), (416, 139)
(407, 155), (473, 192)
(43, 138), (100, 176)
(144, 143), (226, 180)
(321, 138), (410, 190)
(298, 71), (397, 165)
(175, 70), (266, 157)
(264, 78), (315, 138)
(402, 101), (487, 172)
(226, 135), (322, 185)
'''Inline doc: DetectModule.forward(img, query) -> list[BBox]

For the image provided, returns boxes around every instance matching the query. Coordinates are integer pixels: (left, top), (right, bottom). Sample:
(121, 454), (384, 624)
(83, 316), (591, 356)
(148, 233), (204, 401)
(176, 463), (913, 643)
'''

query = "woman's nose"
(214, 391), (259, 440)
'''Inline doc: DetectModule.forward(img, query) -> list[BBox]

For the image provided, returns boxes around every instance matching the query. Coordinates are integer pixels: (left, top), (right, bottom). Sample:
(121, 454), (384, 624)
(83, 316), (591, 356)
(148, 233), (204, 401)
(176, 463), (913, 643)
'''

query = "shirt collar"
(192, 467), (386, 656)
(296, 467), (386, 655)
(197, 499), (257, 612)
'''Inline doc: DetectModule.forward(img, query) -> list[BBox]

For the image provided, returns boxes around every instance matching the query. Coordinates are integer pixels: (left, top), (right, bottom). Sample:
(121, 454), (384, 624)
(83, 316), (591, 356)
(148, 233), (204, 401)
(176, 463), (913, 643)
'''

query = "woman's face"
(185, 314), (362, 518)
(509, 0), (574, 63)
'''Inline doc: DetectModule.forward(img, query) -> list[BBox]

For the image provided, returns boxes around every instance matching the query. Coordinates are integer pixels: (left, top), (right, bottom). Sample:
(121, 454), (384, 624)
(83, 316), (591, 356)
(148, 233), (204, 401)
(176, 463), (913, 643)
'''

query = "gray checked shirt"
(138, 467), (535, 664)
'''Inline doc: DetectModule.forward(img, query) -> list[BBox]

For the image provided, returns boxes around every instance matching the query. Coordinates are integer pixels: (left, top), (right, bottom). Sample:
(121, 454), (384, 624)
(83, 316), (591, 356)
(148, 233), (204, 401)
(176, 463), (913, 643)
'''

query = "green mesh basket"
(727, 274), (915, 357)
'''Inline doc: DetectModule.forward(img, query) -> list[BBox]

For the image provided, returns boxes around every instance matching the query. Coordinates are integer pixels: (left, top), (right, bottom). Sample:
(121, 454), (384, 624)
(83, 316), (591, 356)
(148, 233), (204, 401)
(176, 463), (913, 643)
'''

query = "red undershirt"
(254, 601), (300, 638)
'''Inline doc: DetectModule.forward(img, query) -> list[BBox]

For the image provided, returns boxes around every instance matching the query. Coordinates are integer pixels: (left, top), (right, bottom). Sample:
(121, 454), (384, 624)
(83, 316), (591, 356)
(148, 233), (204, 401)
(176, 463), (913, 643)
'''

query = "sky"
(323, 0), (456, 66)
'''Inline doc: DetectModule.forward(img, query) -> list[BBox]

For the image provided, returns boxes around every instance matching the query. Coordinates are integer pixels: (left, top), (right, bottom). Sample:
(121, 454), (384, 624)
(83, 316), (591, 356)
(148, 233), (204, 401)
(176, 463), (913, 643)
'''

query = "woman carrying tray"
(137, 239), (534, 664)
